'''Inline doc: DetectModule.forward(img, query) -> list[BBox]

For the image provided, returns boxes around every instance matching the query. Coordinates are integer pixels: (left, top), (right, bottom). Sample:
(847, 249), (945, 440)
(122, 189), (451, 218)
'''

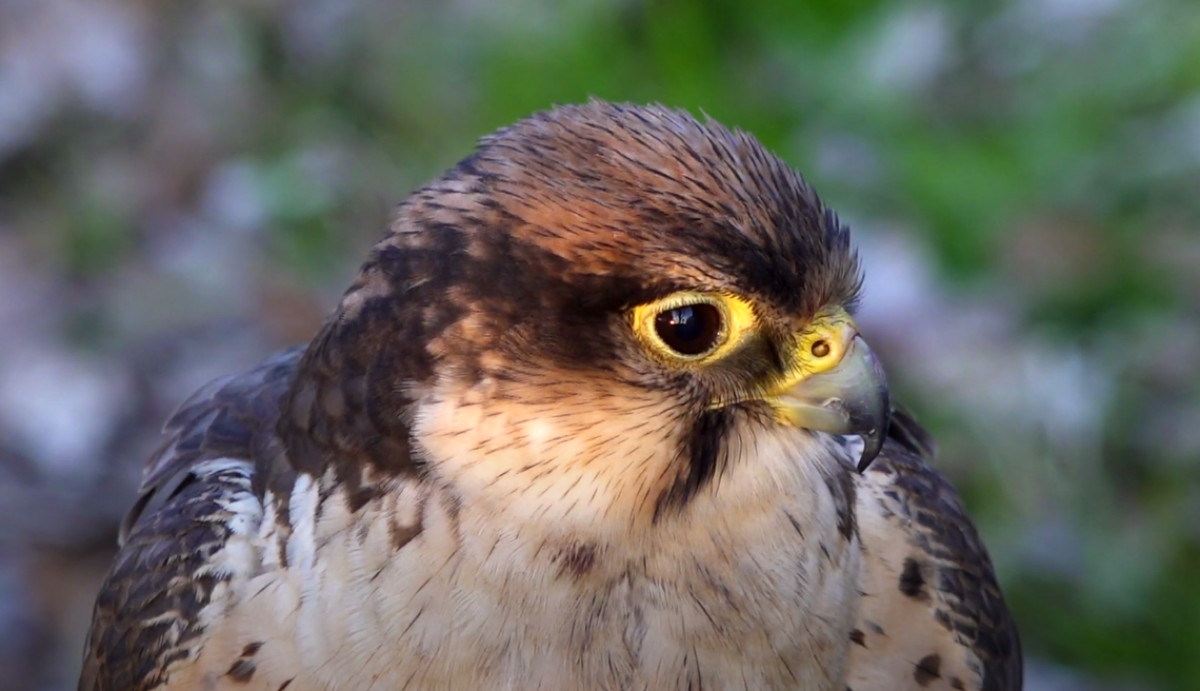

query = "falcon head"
(281, 101), (888, 534)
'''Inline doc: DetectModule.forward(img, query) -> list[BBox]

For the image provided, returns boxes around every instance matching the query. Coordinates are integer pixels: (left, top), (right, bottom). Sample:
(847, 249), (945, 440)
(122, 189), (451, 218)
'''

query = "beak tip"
(854, 414), (889, 474)
(855, 435), (882, 473)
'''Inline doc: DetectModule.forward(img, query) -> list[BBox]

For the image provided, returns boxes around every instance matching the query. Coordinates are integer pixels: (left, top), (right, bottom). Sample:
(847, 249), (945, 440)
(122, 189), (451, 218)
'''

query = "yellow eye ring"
(631, 292), (757, 364)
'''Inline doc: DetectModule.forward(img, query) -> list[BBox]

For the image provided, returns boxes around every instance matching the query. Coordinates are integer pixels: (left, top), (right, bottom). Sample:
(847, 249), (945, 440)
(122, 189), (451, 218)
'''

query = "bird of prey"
(80, 101), (1021, 691)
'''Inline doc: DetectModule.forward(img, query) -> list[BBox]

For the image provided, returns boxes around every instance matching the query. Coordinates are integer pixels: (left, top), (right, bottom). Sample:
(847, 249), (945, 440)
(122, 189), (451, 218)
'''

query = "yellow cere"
(791, 308), (856, 377)
(630, 292), (758, 366)
(746, 307), (860, 409)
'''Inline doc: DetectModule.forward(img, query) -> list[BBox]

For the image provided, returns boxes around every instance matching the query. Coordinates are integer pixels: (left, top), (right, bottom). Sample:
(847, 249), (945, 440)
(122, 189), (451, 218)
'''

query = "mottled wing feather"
(79, 348), (305, 691)
(79, 462), (255, 691)
(847, 411), (1022, 691)
(128, 346), (304, 537)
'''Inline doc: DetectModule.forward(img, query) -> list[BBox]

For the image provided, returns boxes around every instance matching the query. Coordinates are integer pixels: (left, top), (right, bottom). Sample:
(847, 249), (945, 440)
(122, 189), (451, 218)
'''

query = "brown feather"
(846, 410), (1022, 691)
(80, 350), (303, 691)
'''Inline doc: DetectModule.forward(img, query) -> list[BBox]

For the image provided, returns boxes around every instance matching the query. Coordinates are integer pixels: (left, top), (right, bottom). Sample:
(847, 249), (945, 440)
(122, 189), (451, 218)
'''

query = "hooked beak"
(770, 331), (890, 472)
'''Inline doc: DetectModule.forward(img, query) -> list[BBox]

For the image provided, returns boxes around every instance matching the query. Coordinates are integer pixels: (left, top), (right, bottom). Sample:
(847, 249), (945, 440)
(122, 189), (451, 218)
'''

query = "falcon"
(80, 101), (1021, 691)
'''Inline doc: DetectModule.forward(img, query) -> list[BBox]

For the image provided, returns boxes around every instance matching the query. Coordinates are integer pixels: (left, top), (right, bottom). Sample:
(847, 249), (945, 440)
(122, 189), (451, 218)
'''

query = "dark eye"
(654, 303), (723, 356)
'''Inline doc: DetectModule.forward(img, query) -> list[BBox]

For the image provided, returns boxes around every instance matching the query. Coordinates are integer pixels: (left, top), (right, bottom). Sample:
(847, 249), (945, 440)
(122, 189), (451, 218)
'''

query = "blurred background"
(0, 0), (1197, 688)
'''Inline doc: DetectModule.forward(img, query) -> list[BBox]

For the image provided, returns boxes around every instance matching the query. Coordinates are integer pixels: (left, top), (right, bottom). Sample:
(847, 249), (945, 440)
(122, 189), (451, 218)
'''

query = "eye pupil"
(811, 340), (831, 358)
(654, 303), (723, 356)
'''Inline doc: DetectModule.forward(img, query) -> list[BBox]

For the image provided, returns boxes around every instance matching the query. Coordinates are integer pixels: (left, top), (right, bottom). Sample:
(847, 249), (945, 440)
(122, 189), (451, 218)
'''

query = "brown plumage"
(80, 101), (1021, 691)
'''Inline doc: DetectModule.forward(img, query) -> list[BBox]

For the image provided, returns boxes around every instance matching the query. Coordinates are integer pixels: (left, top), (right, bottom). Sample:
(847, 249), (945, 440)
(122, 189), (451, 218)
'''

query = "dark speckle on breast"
(227, 658), (256, 683)
(555, 542), (598, 579)
(240, 641), (264, 657)
(899, 556), (927, 600)
(389, 515), (424, 552)
(935, 608), (953, 630)
(913, 653), (942, 687)
(822, 467), (858, 542)
(225, 640), (265, 683)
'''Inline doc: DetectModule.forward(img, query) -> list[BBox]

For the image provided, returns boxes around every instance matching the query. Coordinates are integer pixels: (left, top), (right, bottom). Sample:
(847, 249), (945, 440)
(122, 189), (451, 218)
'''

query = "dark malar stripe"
(653, 408), (732, 521)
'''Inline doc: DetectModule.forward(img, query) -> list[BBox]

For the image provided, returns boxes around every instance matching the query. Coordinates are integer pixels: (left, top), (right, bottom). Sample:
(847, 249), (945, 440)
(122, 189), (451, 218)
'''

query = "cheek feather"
(411, 375), (688, 531)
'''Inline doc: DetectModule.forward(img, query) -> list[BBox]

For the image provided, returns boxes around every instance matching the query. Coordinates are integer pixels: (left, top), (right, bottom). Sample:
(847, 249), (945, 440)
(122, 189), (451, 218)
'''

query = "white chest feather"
(182, 434), (861, 691)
